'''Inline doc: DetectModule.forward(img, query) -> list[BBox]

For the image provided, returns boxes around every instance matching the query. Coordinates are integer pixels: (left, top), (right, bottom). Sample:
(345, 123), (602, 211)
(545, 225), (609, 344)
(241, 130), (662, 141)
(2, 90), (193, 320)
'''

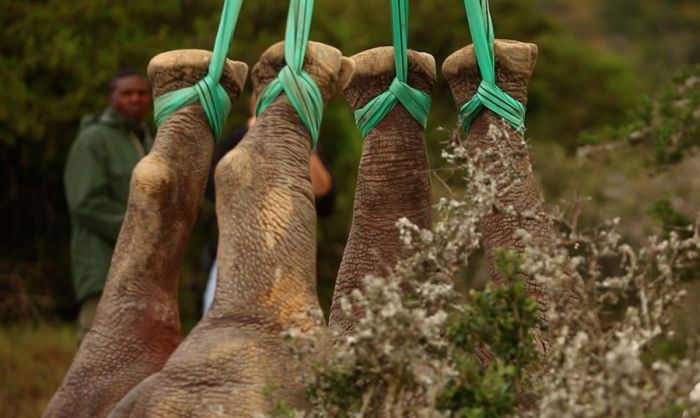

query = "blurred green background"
(1, 1), (699, 416)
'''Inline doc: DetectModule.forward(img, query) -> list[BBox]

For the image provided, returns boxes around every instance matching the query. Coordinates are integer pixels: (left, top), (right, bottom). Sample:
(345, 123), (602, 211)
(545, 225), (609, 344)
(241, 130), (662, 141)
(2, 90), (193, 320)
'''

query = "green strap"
(460, 0), (526, 135)
(353, 0), (432, 138)
(255, 0), (323, 148)
(153, 0), (243, 140)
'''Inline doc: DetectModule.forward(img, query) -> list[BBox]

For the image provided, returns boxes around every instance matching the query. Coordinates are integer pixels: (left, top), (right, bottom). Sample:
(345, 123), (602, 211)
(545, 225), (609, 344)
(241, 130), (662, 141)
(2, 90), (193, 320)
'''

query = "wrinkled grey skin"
(46, 42), (438, 418)
(43, 50), (247, 418)
(443, 40), (550, 350)
(46, 42), (353, 418)
(329, 47), (436, 333)
(45, 38), (558, 418)
(108, 41), (353, 418)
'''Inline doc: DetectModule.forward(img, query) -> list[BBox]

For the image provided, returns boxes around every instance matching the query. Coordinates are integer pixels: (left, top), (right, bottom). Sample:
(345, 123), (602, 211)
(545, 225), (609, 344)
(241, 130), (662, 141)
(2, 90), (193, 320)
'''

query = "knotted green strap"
(255, 0), (323, 148)
(354, 0), (431, 138)
(460, 0), (526, 134)
(153, 0), (243, 140)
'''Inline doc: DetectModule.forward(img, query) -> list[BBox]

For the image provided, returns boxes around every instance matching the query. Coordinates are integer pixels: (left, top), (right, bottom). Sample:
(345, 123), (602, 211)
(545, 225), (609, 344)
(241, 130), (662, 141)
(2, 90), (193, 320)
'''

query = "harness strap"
(153, 0), (243, 140)
(354, 0), (432, 138)
(255, 0), (324, 148)
(459, 0), (526, 135)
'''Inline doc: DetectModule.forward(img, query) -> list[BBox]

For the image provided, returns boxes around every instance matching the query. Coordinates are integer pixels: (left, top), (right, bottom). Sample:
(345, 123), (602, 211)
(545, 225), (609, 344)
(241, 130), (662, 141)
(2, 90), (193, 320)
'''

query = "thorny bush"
(579, 65), (700, 167)
(279, 124), (700, 418)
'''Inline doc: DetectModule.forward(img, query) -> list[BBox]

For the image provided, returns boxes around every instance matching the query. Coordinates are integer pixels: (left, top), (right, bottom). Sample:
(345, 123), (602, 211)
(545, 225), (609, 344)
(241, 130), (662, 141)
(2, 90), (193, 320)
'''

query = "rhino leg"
(114, 41), (353, 418)
(44, 50), (247, 418)
(443, 40), (550, 350)
(330, 47), (435, 333)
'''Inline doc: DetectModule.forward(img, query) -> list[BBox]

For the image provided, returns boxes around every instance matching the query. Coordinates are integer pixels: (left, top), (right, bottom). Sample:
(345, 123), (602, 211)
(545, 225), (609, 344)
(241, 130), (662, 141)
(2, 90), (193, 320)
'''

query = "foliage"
(3, 2), (700, 416)
(580, 65), (700, 166)
(437, 279), (539, 418)
(527, 32), (638, 147)
(1, 0), (651, 322)
(597, 0), (700, 76)
(1, 0), (226, 319)
(541, 1), (700, 79)
(521, 207), (700, 417)
(648, 198), (700, 284)
(649, 198), (694, 234)
(277, 124), (700, 417)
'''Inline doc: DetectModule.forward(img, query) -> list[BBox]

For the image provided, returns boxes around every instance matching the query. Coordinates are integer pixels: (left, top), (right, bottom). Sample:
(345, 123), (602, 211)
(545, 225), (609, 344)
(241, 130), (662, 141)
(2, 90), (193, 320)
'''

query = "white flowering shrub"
(521, 205), (700, 418)
(277, 125), (700, 418)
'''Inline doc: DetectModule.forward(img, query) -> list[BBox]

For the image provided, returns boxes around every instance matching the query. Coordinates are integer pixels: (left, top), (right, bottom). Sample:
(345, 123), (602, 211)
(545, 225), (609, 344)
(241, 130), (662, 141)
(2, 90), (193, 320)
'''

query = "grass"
(0, 322), (76, 418)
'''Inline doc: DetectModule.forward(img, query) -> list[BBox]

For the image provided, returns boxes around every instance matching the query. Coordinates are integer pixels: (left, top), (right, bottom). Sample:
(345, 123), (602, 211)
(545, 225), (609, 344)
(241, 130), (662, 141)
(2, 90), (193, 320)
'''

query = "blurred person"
(201, 95), (336, 314)
(64, 69), (153, 344)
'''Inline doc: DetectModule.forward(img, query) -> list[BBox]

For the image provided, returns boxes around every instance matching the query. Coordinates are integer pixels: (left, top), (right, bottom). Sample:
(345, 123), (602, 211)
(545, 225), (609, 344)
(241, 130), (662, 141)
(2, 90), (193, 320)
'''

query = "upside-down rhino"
(44, 36), (439, 417)
(45, 38), (553, 417)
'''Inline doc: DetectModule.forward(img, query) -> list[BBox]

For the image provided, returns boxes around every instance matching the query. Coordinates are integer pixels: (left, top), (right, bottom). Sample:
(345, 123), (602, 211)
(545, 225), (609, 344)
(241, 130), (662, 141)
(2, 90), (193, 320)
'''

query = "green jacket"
(64, 108), (153, 302)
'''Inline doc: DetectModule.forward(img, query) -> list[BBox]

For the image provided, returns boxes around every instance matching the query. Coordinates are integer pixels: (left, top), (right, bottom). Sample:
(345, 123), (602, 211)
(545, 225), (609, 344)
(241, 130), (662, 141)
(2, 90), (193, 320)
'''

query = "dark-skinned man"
(64, 69), (153, 344)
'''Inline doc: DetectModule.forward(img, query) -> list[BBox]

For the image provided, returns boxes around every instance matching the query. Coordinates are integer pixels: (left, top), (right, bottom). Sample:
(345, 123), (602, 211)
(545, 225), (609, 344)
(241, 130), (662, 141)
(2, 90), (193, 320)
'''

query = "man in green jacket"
(64, 69), (153, 344)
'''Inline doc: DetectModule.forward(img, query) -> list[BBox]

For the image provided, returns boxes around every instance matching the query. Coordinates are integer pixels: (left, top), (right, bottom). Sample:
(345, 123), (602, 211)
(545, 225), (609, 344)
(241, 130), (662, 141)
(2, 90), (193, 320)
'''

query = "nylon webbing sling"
(255, 0), (324, 148)
(153, 0), (244, 140)
(460, 0), (526, 135)
(353, 0), (432, 138)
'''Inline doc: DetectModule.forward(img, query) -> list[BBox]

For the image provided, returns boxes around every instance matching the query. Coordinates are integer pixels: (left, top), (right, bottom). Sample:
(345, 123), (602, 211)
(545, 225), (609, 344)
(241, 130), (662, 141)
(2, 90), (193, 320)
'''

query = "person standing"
(64, 69), (153, 344)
